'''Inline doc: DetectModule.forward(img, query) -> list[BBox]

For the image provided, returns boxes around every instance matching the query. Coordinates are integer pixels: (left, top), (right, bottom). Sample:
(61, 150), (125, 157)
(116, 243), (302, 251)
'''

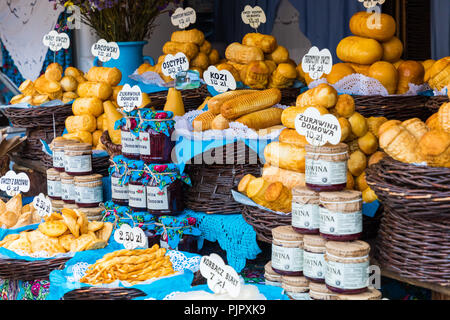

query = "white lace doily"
(167, 250), (201, 273)
(309, 74), (429, 97)
(174, 105), (288, 141)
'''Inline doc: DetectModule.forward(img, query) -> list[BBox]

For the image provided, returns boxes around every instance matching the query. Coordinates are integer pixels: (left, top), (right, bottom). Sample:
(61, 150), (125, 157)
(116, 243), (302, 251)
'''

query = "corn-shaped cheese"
(211, 114), (230, 130)
(208, 90), (255, 114)
(221, 88), (282, 120)
(235, 107), (283, 130)
(193, 110), (216, 132)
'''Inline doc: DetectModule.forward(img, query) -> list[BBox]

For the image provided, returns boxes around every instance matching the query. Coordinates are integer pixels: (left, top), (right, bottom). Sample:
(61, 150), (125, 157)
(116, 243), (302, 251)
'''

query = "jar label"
(146, 186), (169, 210)
(47, 180), (61, 197)
(288, 292), (312, 300)
(129, 184), (147, 209)
(325, 260), (369, 290)
(61, 183), (76, 201)
(53, 150), (65, 168)
(111, 176), (128, 200)
(319, 208), (362, 235)
(75, 185), (103, 204)
(121, 131), (140, 155)
(139, 132), (151, 156)
(303, 251), (325, 280)
(64, 155), (92, 173)
(292, 203), (320, 230)
(271, 244), (303, 272)
(305, 159), (347, 185)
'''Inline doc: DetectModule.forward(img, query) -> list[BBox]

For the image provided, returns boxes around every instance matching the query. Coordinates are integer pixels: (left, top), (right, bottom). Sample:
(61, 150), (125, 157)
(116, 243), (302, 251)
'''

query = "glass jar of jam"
(109, 155), (129, 206)
(46, 168), (61, 200)
(309, 282), (337, 300)
(271, 226), (304, 276)
(325, 240), (370, 295)
(319, 190), (363, 241)
(292, 187), (320, 235)
(160, 232), (199, 253)
(303, 234), (326, 283)
(281, 276), (311, 300)
(305, 143), (349, 192)
(264, 262), (282, 287)
(60, 172), (76, 204)
(120, 117), (141, 160)
(74, 174), (103, 208)
(64, 143), (92, 176)
(128, 161), (147, 212)
(79, 207), (104, 222)
(51, 139), (79, 172)
(337, 287), (382, 300)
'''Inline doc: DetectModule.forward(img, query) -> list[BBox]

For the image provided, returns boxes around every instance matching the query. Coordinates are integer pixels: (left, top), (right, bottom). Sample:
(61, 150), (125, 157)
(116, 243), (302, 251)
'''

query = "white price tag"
(171, 7), (196, 29)
(203, 66), (236, 93)
(114, 224), (148, 250)
(117, 84), (143, 112)
(32, 193), (53, 217)
(200, 254), (241, 298)
(359, 0), (385, 8)
(162, 53), (189, 80)
(0, 171), (30, 196)
(295, 107), (341, 147)
(42, 30), (70, 52)
(302, 47), (333, 80)
(91, 39), (120, 63)
(241, 5), (266, 31)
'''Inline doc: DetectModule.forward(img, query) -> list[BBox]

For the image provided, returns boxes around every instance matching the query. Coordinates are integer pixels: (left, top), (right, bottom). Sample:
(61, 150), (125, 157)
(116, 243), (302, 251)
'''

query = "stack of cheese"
(10, 63), (85, 105)
(192, 88), (283, 132)
(300, 11), (430, 95)
(137, 29), (220, 81)
(379, 99), (450, 167)
(223, 33), (298, 89)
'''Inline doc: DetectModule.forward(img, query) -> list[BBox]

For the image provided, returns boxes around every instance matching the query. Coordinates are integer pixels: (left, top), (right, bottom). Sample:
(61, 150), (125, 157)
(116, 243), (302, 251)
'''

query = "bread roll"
(163, 41), (199, 60)
(279, 128), (308, 147)
(207, 90), (255, 115)
(60, 76), (78, 92)
(396, 61), (425, 94)
(171, 29), (205, 46)
(45, 66), (62, 82)
(72, 97), (104, 117)
(264, 141), (306, 172)
(337, 36), (383, 65)
(358, 132), (379, 155)
(32, 94), (50, 106)
(339, 117), (351, 142)
(378, 120), (402, 137)
(242, 61), (271, 89)
(369, 61), (398, 95)
(65, 66), (83, 78)
(281, 105), (328, 129)
(296, 83), (338, 109)
(235, 107), (283, 130)
(381, 36), (403, 62)
(349, 11), (396, 42)
(265, 45), (289, 64)
(77, 81), (112, 100)
(379, 125), (423, 163)
(348, 150), (367, 176)
(418, 130), (450, 167)
(262, 164), (305, 189)
(326, 63), (355, 84)
(225, 42), (264, 64)
(335, 94), (355, 118)
(86, 67), (122, 86)
(19, 80), (36, 96)
(349, 112), (369, 137)
(242, 33), (277, 54)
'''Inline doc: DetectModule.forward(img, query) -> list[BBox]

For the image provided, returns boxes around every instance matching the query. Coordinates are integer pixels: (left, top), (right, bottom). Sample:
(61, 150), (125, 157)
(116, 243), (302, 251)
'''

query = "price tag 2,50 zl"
(203, 66), (236, 93)
(32, 193), (52, 217)
(162, 53), (189, 80)
(114, 224), (148, 250)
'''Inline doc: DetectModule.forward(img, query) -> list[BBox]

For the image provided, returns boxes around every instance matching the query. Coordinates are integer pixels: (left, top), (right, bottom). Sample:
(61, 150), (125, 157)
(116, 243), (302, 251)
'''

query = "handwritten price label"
(162, 52), (189, 80)
(241, 5), (266, 31)
(42, 30), (70, 52)
(114, 224), (147, 250)
(117, 84), (143, 112)
(295, 108), (341, 147)
(301, 46), (333, 80)
(203, 66), (236, 93)
(32, 193), (52, 217)
(91, 39), (120, 63)
(200, 254), (241, 298)
(0, 171), (30, 196)
(171, 7), (196, 29)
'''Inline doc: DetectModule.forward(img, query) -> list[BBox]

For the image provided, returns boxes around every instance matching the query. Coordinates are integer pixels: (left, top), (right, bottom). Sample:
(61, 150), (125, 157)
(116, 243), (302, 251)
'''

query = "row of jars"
(270, 226), (374, 297)
(109, 156), (190, 216)
(116, 109), (176, 164)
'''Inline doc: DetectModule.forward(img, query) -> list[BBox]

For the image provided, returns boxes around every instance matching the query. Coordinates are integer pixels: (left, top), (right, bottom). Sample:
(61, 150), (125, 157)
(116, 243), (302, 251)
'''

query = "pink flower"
(154, 165), (167, 173)
(129, 118), (138, 130)
(31, 283), (41, 296)
(187, 217), (196, 225)
(155, 112), (167, 119)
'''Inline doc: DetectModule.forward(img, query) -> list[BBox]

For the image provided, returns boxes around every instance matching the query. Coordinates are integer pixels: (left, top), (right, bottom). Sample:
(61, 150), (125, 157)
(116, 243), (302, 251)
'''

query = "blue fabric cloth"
(431, 0), (450, 60)
(186, 210), (261, 273)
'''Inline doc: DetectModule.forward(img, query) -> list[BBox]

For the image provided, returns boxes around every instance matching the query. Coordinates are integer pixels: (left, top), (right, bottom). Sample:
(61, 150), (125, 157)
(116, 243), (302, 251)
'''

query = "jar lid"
(52, 138), (79, 148)
(272, 226), (304, 242)
(51, 199), (65, 208)
(337, 287), (382, 300)
(78, 207), (103, 216)
(264, 262), (279, 276)
(46, 168), (60, 177)
(320, 190), (362, 203)
(60, 172), (74, 181)
(74, 174), (103, 183)
(303, 234), (327, 248)
(292, 186), (319, 198)
(281, 275), (309, 288)
(309, 282), (333, 294)
(325, 240), (370, 258)
(65, 143), (92, 151)
(305, 143), (348, 154)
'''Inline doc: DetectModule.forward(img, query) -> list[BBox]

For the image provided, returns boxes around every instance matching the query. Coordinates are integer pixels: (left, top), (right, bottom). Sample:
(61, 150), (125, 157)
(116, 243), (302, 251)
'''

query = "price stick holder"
(241, 5), (267, 33)
(42, 30), (70, 63)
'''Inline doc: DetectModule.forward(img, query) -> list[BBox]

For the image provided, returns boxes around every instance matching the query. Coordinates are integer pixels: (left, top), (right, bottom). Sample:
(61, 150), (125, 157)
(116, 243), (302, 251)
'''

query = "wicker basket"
(366, 157), (450, 220)
(0, 104), (73, 128)
(63, 287), (146, 300)
(0, 154), (10, 177)
(353, 95), (431, 121)
(425, 96), (448, 114)
(280, 87), (302, 106)
(18, 126), (65, 160)
(148, 85), (210, 112)
(100, 130), (122, 158)
(0, 257), (70, 281)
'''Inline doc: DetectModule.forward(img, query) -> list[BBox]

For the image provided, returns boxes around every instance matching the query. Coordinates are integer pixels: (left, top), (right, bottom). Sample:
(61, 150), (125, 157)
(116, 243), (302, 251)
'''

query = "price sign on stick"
(91, 39), (120, 63)
(241, 5), (266, 32)
(114, 224), (148, 250)
(0, 171), (30, 197)
(162, 53), (189, 80)
(301, 47), (333, 80)
(295, 108), (342, 147)
(203, 66), (236, 93)
(117, 84), (143, 112)
(359, 0), (385, 9)
(171, 7), (196, 29)
(43, 30), (70, 52)
(200, 254), (241, 298)
(32, 193), (52, 217)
